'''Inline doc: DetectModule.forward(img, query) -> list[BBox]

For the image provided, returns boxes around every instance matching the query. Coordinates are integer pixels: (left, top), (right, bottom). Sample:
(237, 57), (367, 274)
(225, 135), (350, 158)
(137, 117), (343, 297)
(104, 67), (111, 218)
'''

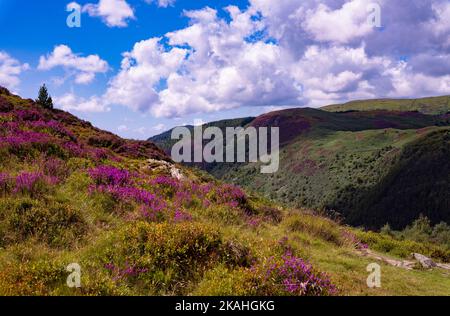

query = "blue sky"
(1, 0), (263, 139)
(1, 0), (449, 139)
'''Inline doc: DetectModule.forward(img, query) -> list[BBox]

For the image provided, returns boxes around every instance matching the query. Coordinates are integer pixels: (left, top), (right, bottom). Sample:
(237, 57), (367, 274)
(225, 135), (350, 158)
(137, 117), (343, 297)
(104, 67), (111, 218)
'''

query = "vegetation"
(1, 87), (449, 296)
(322, 95), (450, 115)
(380, 216), (450, 252)
(151, 107), (450, 230)
(36, 84), (53, 110)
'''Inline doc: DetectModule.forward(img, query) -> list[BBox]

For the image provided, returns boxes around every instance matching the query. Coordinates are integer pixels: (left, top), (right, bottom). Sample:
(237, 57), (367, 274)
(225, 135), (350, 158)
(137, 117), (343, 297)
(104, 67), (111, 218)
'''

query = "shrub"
(13, 171), (56, 197)
(193, 265), (257, 296)
(88, 165), (131, 186)
(252, 253), (337, 296)
(220, 240), (254, 268)
(0, 260), (65, 296)
(104, 222), (223, 294)
(6, 199), (86, 247)
(286, 214), (343, 246)
(431, 222), (450, 247)
(0, 96), (13, 112)
(355, 230), (450, 262)
(0, 172), (12, 195)
(41, 157), (68, 179)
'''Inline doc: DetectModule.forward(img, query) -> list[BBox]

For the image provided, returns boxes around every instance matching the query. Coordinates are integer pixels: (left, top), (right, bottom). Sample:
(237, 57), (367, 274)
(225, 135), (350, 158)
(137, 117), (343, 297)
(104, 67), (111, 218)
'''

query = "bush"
(285, 213), (343, 246)
(4, 198), (86, 247)
(193, 265), (257, 296)
(103, 222), (224, 294)
(0, 260), (65, 296)
(250, 253), (337, 296)
(355, 230), (450, 262)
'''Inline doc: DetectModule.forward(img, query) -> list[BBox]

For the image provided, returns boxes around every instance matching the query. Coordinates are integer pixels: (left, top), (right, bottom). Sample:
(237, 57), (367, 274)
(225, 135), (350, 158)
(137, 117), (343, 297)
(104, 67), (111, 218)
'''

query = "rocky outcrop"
(146, 158), (184, 180)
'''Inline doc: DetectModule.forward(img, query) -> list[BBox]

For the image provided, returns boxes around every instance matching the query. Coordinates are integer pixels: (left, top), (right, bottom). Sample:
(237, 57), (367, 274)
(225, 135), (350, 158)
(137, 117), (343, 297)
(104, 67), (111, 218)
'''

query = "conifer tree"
(36, 84), (53, 109)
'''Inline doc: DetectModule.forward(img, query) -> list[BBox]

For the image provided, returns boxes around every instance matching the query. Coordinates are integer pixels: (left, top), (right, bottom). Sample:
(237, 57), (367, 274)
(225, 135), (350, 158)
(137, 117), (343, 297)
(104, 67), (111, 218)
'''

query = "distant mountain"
(322, 95), (450, 115)
(150, 117), (255, 159)
(151, 101), (450, 230)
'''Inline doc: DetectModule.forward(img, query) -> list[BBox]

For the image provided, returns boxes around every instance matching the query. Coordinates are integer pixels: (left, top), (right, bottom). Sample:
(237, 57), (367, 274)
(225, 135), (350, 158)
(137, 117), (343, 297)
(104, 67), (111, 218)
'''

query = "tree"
(36, 84), (53, 109)
(380, 223), (393, 236)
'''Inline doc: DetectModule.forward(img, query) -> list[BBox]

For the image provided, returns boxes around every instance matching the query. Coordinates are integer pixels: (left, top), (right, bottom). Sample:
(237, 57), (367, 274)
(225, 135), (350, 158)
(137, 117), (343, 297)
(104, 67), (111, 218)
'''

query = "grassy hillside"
(1, 87), (450, 296)
(322, 95), (450, 115)
(151, 107), (450, 230)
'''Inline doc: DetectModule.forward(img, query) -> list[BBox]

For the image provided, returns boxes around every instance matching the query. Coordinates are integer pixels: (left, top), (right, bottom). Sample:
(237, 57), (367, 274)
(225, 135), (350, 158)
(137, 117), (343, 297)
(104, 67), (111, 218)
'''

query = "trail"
(359, 249), (450, 271)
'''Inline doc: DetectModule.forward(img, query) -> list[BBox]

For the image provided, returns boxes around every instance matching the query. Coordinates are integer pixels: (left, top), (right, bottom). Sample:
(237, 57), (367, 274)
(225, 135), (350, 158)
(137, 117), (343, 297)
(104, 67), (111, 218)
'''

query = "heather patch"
(255, 252), (337, 296)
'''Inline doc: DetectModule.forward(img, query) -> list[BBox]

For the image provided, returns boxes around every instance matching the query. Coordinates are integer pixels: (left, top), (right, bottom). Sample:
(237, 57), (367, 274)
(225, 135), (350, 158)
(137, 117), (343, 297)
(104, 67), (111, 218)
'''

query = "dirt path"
(359, 249), (450, 271)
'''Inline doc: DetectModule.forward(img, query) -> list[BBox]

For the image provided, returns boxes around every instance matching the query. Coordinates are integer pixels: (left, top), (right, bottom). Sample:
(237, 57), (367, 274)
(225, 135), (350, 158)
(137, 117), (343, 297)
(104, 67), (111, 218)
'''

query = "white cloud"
(153, 123), (166, 132)
(54, 93), (109, 112)
(104, 37), (187, 113)
(83, 0), (135, 27)
(386, 62), (450, 98)
(134, 126), (149, 135)
(76, 0), (450, 116)
(118, 124), (129, 132)
(0, 52), (29, 91)
(38, 45), (109, 84)
(103, 6), (301, 117)
(427, 2), (450, 36)
(145, 0), (175, 8)
(302, 0), (375, 44)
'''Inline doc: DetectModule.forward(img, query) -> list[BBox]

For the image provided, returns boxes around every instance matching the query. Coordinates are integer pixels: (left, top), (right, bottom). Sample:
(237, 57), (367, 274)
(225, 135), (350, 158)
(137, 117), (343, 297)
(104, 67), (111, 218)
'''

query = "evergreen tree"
(36, 84), (53, 109)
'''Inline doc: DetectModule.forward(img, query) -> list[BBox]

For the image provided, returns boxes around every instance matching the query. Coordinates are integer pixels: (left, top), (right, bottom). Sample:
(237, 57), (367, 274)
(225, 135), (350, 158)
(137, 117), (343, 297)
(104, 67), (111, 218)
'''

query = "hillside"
(151, 106), (450, 230)
(1, 87), (450, 296)
(322, 95), (450, 115)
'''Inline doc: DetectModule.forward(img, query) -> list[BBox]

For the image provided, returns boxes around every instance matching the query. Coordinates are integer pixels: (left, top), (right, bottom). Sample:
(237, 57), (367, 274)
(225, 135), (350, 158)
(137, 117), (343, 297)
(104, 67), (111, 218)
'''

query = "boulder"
(412, 253), (437, 269)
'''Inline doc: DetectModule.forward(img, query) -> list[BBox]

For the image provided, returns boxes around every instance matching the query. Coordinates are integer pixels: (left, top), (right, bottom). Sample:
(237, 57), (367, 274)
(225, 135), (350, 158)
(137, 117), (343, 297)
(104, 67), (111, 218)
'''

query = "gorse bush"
(4, 198), (86, 247)
(0, 260), (65, 296)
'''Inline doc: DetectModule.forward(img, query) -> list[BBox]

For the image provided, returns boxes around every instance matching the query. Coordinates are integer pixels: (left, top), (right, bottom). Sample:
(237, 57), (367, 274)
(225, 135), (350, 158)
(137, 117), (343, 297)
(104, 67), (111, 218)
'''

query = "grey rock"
(412, 253), (437, 269)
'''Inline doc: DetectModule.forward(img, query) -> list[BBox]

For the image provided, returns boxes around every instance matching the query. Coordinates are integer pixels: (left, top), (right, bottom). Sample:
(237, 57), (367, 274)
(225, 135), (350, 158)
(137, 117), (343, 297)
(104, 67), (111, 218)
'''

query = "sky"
(1, 0), (449, 139)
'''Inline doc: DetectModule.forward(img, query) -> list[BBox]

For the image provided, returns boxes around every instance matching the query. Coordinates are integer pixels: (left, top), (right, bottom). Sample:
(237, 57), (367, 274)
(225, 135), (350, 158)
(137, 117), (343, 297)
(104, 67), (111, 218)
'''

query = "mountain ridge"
(151, 98), (450, 230)
(322, 95), (450, 115)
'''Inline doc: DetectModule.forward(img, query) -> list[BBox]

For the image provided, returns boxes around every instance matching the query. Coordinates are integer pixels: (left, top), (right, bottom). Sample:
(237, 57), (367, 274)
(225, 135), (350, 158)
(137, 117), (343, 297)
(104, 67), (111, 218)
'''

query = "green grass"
(322, 95), (450, 115)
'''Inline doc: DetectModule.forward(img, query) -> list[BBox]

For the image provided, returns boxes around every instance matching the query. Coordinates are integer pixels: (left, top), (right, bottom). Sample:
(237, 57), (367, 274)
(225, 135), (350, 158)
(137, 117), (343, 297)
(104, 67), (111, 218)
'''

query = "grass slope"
(322, 95), (450, 115)
(1, 88), (449, 296)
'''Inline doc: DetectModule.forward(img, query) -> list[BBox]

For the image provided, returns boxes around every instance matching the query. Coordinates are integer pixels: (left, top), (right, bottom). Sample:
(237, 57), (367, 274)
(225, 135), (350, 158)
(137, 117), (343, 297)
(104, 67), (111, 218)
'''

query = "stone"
(412, 253), (437, 269)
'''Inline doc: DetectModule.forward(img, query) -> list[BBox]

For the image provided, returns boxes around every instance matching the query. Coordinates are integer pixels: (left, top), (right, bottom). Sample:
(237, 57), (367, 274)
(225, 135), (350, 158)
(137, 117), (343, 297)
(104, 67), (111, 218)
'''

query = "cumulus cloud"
(38, 45), (109, 84)
(79, 0), (450, 116)
(145, 0), (176, 8)
(103, 6), (302, 117)
(0, 52), (29, 91)
(83, 0), (135, 27)
(54, 93), (109, 112)
(302, 0), (376, 44)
